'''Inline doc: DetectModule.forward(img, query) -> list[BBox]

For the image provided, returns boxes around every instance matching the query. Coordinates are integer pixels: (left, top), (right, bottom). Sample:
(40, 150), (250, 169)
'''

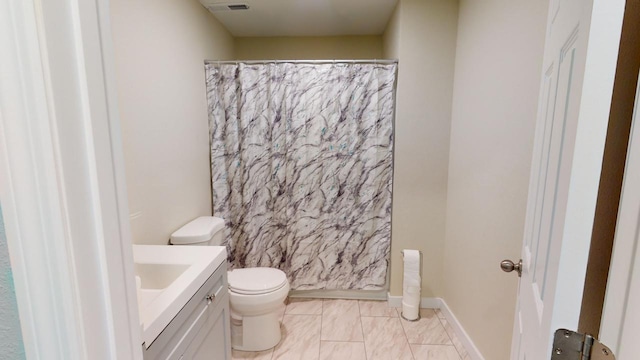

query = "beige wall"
(235, 36), (383, 60)
(442, 0), (548, 359)
(110, 0), (234, 245)
(383, 0), (459, 297)
(382, 5), (400, 60)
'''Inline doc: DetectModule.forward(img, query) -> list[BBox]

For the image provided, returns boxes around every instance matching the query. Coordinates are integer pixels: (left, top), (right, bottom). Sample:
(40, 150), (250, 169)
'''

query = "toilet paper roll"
(402, 249), (421, 321)
(404, 285), (421, 295)
(404, 250), (420, 270)
(403, 273), (421, 289)
(402, 301), (420, 320)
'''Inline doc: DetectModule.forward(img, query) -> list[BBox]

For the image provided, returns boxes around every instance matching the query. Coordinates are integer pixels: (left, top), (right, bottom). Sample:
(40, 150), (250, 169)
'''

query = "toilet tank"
(170, 216), (225, 246)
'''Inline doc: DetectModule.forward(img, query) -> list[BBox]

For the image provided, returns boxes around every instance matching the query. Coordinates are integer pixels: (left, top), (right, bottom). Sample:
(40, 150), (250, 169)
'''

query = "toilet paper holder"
(400, 250), (423, 322)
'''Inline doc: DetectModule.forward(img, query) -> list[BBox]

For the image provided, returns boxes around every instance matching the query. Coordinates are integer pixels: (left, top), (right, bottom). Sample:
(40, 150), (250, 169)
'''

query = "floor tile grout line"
(285, 298), (323, 316)
(354, 299), (365, 343)
(318, 299), (325, 360)
(273, 299), (286, 360)
(397, 308), (417, 360)
(320, 340), (366, 343)
(410, 344), (463, 360)
(323, 298), (365, 343)
(357, 301), (371, 360)
(435, 313), (465, 360)
(241, 299), (464, 360)
(412, 309), (455, 347)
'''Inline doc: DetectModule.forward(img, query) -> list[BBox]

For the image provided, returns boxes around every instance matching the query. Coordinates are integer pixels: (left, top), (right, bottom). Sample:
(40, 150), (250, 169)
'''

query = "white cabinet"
(181, 295), (230, 360)
(144, 263), (231, 360)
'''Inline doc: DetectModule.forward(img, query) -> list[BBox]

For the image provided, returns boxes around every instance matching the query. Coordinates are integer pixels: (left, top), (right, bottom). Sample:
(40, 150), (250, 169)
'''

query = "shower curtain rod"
(205, 59), (398, 65)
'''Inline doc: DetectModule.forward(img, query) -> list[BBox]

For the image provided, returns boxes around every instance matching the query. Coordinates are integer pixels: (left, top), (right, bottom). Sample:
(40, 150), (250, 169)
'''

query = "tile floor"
(232, 299), (471, 360)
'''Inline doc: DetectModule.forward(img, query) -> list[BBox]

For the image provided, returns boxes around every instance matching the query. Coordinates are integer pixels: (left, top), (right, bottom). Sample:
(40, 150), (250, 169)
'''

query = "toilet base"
(231, 310), (282, 352)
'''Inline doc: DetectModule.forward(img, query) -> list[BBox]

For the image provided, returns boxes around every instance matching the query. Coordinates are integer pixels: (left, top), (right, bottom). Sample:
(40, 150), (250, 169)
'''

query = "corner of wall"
(386, 0), (459, 298)
(382, 1), (401, 59)
(110, 0), (235, 245)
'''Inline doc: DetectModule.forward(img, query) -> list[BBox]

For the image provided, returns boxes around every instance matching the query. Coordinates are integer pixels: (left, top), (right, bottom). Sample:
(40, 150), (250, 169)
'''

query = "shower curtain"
(205, 61), (396, 290)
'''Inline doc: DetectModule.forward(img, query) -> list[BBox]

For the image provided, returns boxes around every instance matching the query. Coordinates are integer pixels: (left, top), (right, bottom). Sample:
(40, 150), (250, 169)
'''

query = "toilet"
(169, 216), (290, 352)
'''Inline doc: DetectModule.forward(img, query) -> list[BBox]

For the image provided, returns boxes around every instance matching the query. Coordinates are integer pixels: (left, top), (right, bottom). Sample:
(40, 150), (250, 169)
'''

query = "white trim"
(386, 294), (485, 360)
(386, 293), (442, 309)
(0, 1), (85, 357)
(0, 0), (142, 358)
(74, 0), (143, 357)
(386, 293), (403, 307)
(439, 299), (485, 360)
(289, 289), (387, 300)
(419, 297), (442, 309)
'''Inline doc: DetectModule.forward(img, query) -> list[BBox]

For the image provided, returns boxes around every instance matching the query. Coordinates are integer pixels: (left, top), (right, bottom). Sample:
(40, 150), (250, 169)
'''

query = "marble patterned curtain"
(205, 61), (396, 290)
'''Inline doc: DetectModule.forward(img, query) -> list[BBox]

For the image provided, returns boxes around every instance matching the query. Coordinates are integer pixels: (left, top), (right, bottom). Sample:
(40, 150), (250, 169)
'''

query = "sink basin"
(135, 263), (190, 289)
(132, 244), (227, 348)
(134, 263), (191, 311)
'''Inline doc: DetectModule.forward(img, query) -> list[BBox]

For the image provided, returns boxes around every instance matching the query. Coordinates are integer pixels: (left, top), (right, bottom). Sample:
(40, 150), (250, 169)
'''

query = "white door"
(510, 0), (625, 359)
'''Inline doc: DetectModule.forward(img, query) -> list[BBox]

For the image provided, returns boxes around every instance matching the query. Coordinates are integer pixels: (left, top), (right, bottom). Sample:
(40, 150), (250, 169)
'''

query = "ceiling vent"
(205, 3), (250, 12)
(227, 4), (249, 10)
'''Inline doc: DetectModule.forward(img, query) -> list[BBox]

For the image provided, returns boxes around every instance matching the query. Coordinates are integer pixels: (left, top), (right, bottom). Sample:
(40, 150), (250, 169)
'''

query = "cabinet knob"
(206, 293), (216, 304)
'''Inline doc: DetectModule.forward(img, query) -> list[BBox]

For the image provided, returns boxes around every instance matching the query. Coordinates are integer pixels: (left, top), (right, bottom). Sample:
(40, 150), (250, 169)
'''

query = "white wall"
(110, 0), (234, 245)
(235, 36), (383, 60)
(383, 0), (459, 297)
(442, 1), (548, 359)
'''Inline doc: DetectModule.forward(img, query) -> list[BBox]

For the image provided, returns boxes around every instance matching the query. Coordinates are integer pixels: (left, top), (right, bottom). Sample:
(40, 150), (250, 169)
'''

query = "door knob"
(500, 259), (522, 277)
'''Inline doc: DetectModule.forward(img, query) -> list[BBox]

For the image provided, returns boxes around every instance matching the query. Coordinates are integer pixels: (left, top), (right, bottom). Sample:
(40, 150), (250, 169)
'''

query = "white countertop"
(132, 245), (227, 348)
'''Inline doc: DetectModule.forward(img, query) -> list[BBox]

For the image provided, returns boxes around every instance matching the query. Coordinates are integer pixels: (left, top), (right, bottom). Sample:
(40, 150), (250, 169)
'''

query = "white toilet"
(170, 216), (290, 352)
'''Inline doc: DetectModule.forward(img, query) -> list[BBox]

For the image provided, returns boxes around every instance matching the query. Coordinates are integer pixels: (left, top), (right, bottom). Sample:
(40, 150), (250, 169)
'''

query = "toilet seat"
(228, 267), (288, 295)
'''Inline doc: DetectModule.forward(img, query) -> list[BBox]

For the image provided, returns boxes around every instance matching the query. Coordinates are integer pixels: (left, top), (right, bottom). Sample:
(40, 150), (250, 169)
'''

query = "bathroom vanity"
(133, 245), (231, 360)
(143, 262), (230, 359)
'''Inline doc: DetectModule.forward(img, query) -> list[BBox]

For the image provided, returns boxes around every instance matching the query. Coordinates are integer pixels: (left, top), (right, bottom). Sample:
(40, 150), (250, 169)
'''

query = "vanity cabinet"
(144, 262), (231, 360)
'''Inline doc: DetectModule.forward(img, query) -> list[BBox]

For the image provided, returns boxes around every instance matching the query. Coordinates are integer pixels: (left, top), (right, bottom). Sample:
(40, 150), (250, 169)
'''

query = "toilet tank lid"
(170, 216), (225, 244)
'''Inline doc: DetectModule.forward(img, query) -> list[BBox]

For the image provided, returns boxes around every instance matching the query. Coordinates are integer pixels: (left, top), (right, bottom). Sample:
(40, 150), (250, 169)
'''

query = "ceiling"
(199, 0), (399, 37)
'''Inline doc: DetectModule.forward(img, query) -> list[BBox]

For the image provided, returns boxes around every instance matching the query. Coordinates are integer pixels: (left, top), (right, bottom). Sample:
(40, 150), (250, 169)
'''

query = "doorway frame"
(0, 0), (142, 358)
(599, 70), (640, 358)
(2, 0), (638, 358)
(578, 0), (640, 338)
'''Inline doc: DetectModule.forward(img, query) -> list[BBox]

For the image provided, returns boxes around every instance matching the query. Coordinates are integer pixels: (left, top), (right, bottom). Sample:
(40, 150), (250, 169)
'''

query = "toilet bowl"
(228, 267), (290, 351)
(170, 216), (289, 351)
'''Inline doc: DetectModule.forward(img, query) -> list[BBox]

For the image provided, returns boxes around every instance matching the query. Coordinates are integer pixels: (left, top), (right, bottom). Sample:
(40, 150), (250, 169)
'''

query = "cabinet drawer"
(144, 262), (228, 360)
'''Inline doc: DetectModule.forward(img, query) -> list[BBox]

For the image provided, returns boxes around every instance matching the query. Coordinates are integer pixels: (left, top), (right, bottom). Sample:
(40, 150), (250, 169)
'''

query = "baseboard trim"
(439, 299), (485, 360)
(289, 289), (387, 300)
(386, 293), (441, 309)
(387, 293), (485, 360)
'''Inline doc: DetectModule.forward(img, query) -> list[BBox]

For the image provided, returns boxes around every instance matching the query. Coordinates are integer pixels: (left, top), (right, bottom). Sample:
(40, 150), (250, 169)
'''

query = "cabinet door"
(181, 293), (231, 360)
(144, 263), (229, 360)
